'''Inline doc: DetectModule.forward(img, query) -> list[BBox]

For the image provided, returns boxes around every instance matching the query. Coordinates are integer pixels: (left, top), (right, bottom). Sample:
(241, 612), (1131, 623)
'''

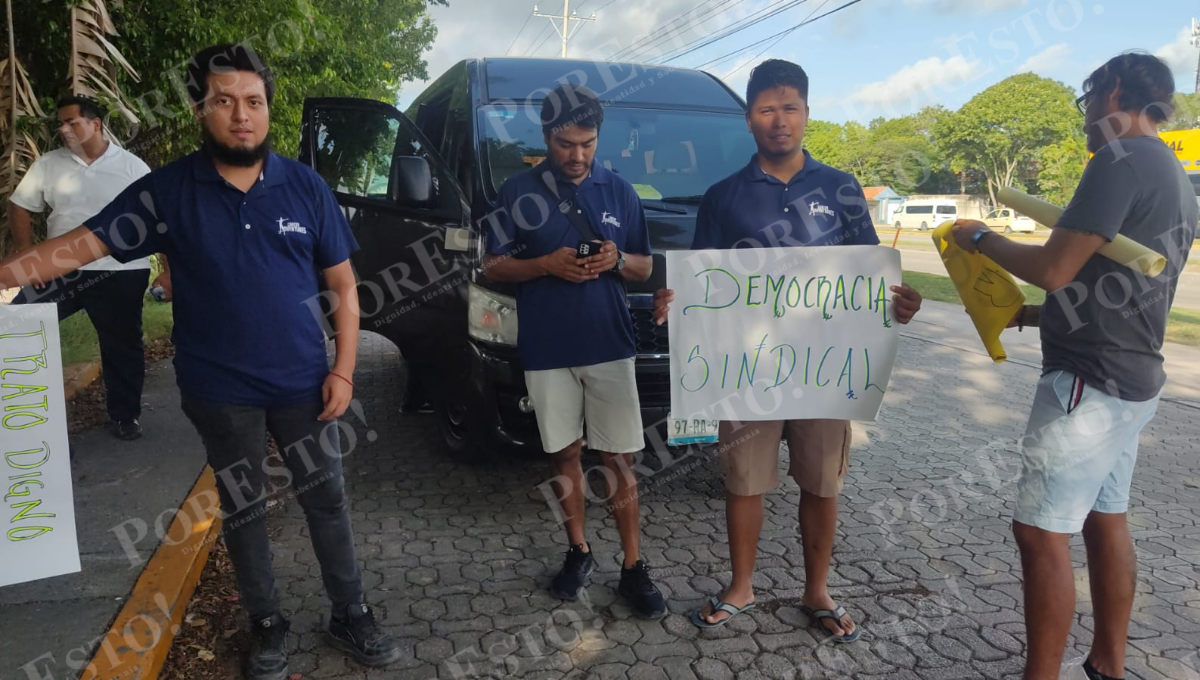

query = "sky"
(397, 0), (1200, 124)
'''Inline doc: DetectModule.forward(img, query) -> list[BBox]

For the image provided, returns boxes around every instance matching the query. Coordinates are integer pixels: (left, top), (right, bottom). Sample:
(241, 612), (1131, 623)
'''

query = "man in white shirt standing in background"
(8, 95), (152, 441)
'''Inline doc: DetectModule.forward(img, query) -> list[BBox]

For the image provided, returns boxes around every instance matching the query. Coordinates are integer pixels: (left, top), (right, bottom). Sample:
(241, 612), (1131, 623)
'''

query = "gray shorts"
(1015, 370), (1162, 534)
(525, 358), (644, 454)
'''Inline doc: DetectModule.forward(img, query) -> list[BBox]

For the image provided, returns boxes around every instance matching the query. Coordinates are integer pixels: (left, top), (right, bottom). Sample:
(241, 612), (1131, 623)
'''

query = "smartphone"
(576, 240), (603, 258)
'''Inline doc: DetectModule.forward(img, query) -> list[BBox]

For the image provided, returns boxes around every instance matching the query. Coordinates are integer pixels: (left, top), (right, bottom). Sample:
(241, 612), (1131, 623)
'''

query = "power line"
(701, 0), (865, 74)
(505, 8), (536, 56)
(522, 22), (555, 56)
(656, 0), (813, 66)
(610, 0), (738, 62)
(527, 25), (558, 56)
(722, 0), (832, 78)
(623, 0), (750, 63)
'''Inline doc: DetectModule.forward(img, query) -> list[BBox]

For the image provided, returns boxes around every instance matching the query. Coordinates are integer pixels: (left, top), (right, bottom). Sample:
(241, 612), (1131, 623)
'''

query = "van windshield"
(479, 105), (758, 202)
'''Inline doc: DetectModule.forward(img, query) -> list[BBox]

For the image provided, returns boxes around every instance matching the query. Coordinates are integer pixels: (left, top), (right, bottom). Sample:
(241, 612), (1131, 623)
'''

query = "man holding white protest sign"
(951, 52), (1196, 680)
(655, 60), (922, 641)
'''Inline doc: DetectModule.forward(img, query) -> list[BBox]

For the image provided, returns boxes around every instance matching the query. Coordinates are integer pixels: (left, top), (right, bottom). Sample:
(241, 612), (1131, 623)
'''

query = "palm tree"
(0, 0), (45, 256)
(67, 0), (140, 123)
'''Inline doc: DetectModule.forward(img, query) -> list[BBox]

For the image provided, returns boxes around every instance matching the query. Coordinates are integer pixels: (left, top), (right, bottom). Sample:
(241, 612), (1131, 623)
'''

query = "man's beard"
(202, 126), (271, 167)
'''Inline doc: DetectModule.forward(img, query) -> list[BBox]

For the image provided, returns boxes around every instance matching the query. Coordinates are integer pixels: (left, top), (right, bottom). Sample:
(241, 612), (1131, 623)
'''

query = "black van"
(298, 58), (755, 461)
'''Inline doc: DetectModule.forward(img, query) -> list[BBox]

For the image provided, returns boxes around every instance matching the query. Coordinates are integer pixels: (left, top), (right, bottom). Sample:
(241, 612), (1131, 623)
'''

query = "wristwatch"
(614, 251), (626, 272)
(971, 228), (993, 248)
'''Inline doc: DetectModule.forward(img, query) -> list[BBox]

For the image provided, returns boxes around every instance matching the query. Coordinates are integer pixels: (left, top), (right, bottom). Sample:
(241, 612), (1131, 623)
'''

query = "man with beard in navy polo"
(0, 44), (400, 680)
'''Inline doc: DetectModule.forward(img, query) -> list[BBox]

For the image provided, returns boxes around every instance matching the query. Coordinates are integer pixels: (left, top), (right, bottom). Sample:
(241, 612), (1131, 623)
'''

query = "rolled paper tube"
(931, 221), (1025, 363)
(996, 187), (1167, 277)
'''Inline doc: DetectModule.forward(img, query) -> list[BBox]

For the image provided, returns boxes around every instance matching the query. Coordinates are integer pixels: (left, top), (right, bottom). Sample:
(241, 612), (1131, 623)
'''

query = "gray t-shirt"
(1041, 136), (1198, 401)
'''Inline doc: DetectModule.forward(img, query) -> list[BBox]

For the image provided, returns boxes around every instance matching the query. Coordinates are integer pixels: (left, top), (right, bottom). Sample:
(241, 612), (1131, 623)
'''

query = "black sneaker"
(550, 544), (595, 601)
(108, 419), (143, 441)
(244, 613), (289, 680)
(399, 399), (434, 414)
(1083, 659), (1124, 680)
(618, 560), (667, 620)
(326, 603), (403, 667)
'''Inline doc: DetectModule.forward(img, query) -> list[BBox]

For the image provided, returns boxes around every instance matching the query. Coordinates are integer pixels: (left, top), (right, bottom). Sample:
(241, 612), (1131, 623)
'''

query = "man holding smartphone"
(482, 83), (665, 618)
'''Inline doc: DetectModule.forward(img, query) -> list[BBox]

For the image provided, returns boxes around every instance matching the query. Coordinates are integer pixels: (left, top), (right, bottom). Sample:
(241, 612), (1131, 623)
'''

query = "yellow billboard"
(1161, 129), (1200, 171)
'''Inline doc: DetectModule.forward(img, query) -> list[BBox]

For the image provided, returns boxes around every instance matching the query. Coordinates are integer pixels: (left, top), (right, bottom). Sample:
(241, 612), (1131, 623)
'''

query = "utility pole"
(533, 1), (596, 58)
(1192, 16), (1200, 93)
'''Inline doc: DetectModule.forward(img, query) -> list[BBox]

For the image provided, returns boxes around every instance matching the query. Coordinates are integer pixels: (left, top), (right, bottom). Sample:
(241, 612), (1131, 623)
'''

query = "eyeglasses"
(1075, 92), (1090, 116)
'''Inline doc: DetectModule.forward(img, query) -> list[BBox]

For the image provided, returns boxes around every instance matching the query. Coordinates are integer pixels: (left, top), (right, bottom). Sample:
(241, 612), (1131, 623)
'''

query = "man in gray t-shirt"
(951, 53), (1194, 680)
(1041, 135), (1197, 401)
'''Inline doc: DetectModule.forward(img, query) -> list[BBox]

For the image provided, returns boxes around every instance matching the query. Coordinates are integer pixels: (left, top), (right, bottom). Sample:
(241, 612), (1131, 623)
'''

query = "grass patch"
(59, 297), (173, 365)
(903, 270), (1200, 348)
(903, 270), (1045, 306)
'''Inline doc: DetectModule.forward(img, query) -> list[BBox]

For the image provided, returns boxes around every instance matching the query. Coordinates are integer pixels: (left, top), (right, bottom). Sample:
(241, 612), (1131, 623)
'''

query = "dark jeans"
(13, 269), (149, 422)
(180, 395), (364, 621)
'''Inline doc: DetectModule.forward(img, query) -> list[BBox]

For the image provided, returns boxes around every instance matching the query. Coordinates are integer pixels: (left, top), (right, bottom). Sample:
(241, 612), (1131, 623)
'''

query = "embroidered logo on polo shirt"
(601, 211), (621, 228)
(276, 217), (308, 235)
(809, 201), (835, 218)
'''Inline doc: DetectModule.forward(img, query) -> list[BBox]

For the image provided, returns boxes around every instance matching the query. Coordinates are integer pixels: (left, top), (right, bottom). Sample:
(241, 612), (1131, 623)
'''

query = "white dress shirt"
(10, 143), (152, 271)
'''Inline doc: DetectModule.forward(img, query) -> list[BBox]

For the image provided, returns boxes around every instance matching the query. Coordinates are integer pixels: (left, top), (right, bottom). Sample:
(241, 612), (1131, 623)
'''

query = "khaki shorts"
(525, 358), (644, 454)
(718, 419), (851, 497)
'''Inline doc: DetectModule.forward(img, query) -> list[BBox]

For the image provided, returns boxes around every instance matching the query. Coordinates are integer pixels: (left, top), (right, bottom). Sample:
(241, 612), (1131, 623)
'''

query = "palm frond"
(0, 52), (46, 257)
(68, 0), (140, 123)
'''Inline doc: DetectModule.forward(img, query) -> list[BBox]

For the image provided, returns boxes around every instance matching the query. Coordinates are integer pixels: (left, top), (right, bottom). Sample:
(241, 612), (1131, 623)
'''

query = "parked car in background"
(892, 199), (957, 231)
(983, 208), (1038, 233)
(298, 58), (756, 462)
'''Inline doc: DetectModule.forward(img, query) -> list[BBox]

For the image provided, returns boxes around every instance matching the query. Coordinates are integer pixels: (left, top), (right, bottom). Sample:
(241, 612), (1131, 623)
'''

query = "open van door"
(299, 97), (474, 392)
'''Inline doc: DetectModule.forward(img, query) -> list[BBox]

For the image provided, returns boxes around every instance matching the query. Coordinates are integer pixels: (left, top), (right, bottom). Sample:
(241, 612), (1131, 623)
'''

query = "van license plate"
(667, 413), (719, 446)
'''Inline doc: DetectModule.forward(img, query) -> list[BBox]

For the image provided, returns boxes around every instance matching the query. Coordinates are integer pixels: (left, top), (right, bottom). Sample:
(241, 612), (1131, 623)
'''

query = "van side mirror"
(389, 156), (434, 206)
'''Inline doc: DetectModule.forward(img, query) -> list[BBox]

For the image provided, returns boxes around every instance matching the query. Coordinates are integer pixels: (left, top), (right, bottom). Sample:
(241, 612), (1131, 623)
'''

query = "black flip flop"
(802, 604), (861, 643)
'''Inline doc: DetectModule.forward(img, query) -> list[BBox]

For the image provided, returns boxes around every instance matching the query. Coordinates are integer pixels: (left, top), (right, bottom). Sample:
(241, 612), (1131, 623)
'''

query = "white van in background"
(892, 200), (958, 231)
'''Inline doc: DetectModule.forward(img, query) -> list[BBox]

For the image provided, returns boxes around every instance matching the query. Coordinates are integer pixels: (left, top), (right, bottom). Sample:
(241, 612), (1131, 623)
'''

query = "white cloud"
(839, 55), (985, 115)
(399, 0), (777, 107)
(902, 0), (1028, 12)
(1155, 26), (1196, 79)
(1015, 43), (1070, 75)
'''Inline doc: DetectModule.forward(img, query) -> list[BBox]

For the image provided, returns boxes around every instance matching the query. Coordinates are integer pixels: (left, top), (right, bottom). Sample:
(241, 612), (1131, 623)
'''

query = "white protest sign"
(0, 303), (80, 587)
(667, 246), (902, 422)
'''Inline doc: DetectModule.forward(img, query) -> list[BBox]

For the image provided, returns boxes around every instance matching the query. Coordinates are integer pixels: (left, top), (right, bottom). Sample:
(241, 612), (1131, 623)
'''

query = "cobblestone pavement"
(257, 332), (1200, 680)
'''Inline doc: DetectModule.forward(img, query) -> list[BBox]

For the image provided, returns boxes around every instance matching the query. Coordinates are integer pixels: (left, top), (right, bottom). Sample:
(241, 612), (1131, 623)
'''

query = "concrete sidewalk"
(0, 362), (208, 680)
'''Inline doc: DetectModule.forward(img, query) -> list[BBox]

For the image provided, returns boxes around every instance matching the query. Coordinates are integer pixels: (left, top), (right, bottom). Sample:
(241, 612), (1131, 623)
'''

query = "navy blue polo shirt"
(86, 151), (358, 406)
(487, 160), (652, 371)
(693, 151), (880, 250)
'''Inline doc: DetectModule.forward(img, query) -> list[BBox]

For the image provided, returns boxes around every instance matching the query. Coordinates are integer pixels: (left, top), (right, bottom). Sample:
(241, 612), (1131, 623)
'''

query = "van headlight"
(468, 283), (518, 346)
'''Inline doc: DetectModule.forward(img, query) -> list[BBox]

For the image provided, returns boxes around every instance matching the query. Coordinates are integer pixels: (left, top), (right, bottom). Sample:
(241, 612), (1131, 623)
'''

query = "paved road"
(898, 247), (1200, 313)
(255, 328), (1200, 680)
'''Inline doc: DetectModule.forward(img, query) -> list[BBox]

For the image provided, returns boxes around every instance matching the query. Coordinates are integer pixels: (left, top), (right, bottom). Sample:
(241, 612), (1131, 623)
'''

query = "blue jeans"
(180, 395), (364, 620)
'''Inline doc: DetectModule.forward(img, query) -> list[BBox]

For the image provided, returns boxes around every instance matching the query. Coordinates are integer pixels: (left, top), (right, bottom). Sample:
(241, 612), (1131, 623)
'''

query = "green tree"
(805, 106), (962, 195)
(936, 73), (1079, 208)
(1163, 92), (1200, 131)
(1036, 136), (1088, 207)
(803, 119), (845, 167)
(10, 0), (444, 168)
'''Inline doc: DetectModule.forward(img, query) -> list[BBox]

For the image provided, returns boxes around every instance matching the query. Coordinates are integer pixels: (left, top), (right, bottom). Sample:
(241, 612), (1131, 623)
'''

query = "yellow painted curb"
(63, 362), (102, 401)
(80, 467), (222, 680)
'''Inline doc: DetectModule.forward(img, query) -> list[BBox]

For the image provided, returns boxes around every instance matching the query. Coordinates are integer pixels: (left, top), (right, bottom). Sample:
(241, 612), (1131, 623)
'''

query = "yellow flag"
(931, 221), (1025, 363)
